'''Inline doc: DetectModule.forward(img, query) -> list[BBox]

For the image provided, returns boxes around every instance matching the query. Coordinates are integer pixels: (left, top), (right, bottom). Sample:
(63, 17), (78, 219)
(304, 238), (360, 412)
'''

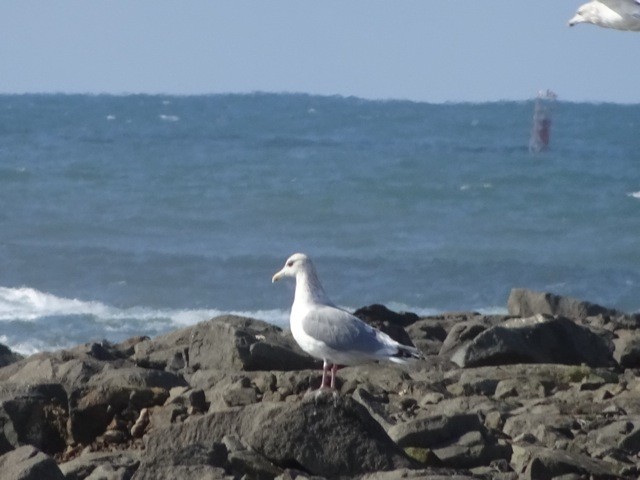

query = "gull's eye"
(286, 260), (294, 267)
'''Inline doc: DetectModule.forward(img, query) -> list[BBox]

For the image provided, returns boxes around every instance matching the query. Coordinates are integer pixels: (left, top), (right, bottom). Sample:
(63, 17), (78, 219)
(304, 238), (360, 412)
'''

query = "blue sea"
(1, 93), (639, 354)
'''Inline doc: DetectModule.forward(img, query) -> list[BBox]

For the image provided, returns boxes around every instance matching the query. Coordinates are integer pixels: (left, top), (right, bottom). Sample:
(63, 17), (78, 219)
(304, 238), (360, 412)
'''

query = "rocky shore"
(2, 288), (640, 479)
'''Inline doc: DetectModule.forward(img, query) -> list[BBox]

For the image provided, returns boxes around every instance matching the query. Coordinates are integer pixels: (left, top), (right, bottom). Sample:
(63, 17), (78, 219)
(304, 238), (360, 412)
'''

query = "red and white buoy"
(529, 89), (557, 154)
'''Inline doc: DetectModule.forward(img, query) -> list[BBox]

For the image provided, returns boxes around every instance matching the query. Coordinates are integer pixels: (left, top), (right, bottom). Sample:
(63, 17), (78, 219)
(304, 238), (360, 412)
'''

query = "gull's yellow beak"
(272, 269), (284, 283)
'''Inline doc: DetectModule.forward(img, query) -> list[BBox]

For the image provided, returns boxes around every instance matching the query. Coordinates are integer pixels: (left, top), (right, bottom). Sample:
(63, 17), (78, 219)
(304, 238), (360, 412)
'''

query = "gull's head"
(272, 253), (312, 283)
(568, 3), (601, 26)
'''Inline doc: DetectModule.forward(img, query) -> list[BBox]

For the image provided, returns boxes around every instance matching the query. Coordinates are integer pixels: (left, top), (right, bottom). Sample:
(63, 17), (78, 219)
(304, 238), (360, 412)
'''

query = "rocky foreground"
(2, 288), (640, 480)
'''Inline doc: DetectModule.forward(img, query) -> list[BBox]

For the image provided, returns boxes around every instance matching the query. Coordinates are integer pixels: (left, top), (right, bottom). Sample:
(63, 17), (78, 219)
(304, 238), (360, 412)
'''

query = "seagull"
(272, 253), (423, 389)
(568, 0), (640, 31)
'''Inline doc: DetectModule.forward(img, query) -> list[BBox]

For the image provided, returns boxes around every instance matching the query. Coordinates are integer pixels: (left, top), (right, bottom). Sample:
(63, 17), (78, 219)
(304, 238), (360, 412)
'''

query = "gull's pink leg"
(320, 361), (330, 389)
(330, 364), (338, 389)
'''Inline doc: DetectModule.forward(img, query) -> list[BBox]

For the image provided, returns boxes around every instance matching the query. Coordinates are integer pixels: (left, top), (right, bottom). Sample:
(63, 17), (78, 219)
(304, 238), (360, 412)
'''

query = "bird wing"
(300, 305), (389, 354)
(598, 0), (640, 17)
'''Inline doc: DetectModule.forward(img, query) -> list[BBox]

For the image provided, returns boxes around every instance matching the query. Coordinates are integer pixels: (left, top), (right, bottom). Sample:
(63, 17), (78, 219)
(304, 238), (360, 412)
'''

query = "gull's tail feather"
(388, 343), (425, 364)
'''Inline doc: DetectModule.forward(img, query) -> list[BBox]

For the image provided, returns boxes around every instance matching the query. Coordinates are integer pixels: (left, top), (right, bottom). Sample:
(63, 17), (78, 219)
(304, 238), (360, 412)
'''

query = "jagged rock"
(0, 344), (22, 368)
(0, 354), (106, 388)
(69, 366), (185, 444)
(222, 383), (258, 407)
(507, 288), (622, 320)
(0, 383), (68, 455)
(503, 414), (577, 449)
(583, 418), (638, 457)
(388, 413), (481, 448)
(3, 304), (640, 479)
(228, 449), (283, 479)
(439, 316), (509, 358)
(59, 451), (141, 480)
(431, 430), (512, 469)
(510, 444), (619, 479)
(449, 314), (616, 368)
(338, 364), (415, 394)
(353, 304), (420, 328)
(613, 330), (640, 369)
(132, 442), (229, 480)
(144, 393), (413, 477)
(0, 445), (65, 480)
(494, 378), (549, 399)
(133, 465), (229, 480)
(353, 304), (419, 346)
(404, 318), (449, 356)
(387, 411), (512, 468)
(134, 315), (319, 372)
(88, 366), (187, 391)
(356, 468), (480, 479)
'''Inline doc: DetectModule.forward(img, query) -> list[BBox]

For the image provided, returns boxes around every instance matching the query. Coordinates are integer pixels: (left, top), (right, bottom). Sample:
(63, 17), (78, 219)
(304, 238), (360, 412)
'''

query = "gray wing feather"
(301, 306), (387, 353)
(600, 0), (640, 13)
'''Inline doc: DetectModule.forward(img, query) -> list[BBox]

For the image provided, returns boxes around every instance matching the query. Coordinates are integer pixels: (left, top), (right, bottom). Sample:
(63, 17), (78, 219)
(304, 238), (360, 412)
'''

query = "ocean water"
(1, 93), (639, 354)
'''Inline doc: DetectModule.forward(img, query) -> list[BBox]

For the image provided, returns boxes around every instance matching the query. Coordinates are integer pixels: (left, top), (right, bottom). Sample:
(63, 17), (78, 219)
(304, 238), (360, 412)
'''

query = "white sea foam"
(159, 114), (180, 122)
(0, 286), (288, 328)
(627, 191), (640, 199)
(0, 334), (60, 356)
(460, 183), (493, 191)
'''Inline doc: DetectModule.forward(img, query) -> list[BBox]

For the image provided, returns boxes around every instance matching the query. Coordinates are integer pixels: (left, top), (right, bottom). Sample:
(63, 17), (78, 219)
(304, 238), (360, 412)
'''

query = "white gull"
(569, 0), (640, 31)
(272, 253), (423, 389)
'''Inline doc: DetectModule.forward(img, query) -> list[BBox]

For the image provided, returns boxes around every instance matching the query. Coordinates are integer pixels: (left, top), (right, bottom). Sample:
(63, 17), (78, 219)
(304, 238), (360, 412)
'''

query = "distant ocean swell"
(2, 94), (639, 354)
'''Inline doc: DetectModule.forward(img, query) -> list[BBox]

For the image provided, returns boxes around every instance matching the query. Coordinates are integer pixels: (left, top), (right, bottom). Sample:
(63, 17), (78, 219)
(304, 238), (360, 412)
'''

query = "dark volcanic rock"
(0, 445), (65, 480)
(0, 344), (22, 368)
(353, 304), (420, 328)
(354, 304), (419, 346)
(144, 392), (413, 477)
(507, 288), (623, 320)
(449, 314), (616, 368)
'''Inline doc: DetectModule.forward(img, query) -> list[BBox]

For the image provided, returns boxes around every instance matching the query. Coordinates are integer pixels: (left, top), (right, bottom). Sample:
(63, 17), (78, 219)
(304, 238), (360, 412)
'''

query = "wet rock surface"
(0, 290), (639, 479)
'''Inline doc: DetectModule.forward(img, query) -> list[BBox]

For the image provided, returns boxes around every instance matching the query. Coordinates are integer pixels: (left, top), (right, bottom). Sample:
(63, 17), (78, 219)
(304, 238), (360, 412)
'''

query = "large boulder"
(143, 393), (413, 477)
(356, 468), (482, 479)
(132, 438), (230, 480)
(387, 413), (511, 469)
(0, 344), (22, 368)
(448, 314), (616, 368)
(134, 315), (319, 372)
(69, 367), (186, 444)
(0, 342), (190, 449)
(438, 316), (509, 358)
(507, 288), (622, 320)
(0, 445), (65, 480)
(510, 444), (620, 479)
(0, 383), (68, 455)
(0, 341), (140, 391)
(404, 317), (451, 356)
(613, 330), (640, 369)
(59, 451), (141, 480)
(353, 304), (419, 346)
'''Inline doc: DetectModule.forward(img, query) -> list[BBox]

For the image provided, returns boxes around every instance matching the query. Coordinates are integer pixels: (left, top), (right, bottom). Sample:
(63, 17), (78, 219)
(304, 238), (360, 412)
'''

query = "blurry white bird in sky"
(569, 0), (640, 31)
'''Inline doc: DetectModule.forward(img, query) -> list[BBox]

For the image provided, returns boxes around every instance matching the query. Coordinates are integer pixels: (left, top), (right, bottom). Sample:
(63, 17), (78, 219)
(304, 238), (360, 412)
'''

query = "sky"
(0, 1), (638, 103)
